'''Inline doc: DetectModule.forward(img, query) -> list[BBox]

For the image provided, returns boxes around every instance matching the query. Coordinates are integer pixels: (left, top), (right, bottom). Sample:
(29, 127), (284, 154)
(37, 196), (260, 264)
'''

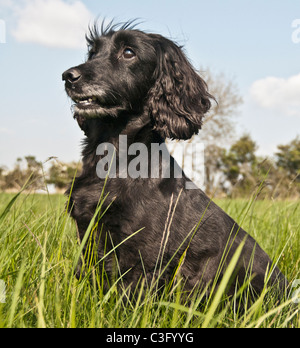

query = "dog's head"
(63, 21), (213, 140)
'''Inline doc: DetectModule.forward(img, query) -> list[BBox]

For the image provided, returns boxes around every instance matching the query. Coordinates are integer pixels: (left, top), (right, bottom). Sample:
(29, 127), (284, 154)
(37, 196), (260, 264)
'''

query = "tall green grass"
(0, 192), (299, 328)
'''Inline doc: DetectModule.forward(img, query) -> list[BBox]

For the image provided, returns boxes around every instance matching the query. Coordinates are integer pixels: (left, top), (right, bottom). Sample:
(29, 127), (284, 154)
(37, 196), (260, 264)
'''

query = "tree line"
(204, 135), (300, 198)
(0, 156), (80, 193)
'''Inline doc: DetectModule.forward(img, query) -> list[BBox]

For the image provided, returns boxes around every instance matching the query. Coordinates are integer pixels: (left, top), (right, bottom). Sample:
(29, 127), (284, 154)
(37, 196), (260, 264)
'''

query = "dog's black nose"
(62, 68), (82, 83)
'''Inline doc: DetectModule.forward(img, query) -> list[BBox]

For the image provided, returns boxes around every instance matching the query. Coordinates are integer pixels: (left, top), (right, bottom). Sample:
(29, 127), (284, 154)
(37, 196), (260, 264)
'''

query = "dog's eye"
(122, 48), (136, 60)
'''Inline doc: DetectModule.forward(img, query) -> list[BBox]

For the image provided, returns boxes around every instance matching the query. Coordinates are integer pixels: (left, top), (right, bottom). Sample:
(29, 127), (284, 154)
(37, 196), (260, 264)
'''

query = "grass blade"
(202, 239), (246, 328)
(7, 261), (26, 328)
(0, 191), (22, 224)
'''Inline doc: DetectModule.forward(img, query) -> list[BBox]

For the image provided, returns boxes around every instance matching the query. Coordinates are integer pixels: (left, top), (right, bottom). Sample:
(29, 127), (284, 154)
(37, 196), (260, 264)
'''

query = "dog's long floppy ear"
(147, 35), (213, 140)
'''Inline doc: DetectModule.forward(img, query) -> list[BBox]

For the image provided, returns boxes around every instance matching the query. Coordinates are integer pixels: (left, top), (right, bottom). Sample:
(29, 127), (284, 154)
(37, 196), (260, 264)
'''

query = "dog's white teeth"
(79, 100), (90, 105)
(73, 97), (99, 107)
(76, 97), (96, 104)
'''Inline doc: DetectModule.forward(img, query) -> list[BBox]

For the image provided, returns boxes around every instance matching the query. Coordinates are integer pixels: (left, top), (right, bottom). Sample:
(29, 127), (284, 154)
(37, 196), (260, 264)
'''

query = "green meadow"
(0, 192), (299, 328)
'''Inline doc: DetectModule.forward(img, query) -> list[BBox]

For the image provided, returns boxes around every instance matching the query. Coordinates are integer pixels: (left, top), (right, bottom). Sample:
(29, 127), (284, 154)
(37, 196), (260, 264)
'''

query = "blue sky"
(0, 0), (300, 168)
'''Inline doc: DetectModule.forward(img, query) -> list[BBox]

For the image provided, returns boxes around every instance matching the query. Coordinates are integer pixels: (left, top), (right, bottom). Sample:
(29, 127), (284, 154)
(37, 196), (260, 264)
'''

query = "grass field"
(0, 191), (299, 328)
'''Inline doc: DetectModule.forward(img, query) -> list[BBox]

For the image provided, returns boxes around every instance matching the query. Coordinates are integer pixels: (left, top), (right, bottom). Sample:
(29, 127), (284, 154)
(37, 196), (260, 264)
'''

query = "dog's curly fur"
(62, 21), (286, 296)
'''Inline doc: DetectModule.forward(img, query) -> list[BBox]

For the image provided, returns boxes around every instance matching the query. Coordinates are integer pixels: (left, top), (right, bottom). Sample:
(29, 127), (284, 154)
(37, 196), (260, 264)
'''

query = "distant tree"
(25, 156), (44, 189)
(3, 158), (26, 190)
(200, 68), (243, 145)
(47, 160), (81, 190)
(271, 137), (300, 198)
(275, 137), (300, 183)
(25, 156), (41, 171)
(219, 135), (258, 196)
(0, 156), (43, 191)
(168, 68), (243, 194)
(203, 144), (224, 196)
(200, 69), (243, 194)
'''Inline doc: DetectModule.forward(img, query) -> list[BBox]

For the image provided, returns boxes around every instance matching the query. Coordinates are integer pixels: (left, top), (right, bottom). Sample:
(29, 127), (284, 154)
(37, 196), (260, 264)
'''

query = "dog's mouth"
(69, 94), (123, 119)
(66, 85), (127, 119)
(72, 96), (108, 110)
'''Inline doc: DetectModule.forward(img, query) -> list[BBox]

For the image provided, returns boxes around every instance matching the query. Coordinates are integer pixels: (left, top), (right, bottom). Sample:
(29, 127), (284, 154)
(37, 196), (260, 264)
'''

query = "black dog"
(62, 21), (286, 297)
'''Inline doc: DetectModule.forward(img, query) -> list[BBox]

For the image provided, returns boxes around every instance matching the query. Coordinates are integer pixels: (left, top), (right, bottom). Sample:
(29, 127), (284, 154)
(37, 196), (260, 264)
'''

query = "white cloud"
(11, 0), (93, 49)
(250, 73), (300, 116)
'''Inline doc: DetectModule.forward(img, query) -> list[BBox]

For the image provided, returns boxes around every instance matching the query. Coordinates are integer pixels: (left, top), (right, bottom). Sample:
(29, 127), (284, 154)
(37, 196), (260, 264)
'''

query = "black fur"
(62, 22), (286, 296)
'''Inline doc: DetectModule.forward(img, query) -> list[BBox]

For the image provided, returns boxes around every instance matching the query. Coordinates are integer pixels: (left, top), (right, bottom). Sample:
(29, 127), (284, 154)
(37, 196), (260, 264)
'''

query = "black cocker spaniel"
(62, 21), (286, 298)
